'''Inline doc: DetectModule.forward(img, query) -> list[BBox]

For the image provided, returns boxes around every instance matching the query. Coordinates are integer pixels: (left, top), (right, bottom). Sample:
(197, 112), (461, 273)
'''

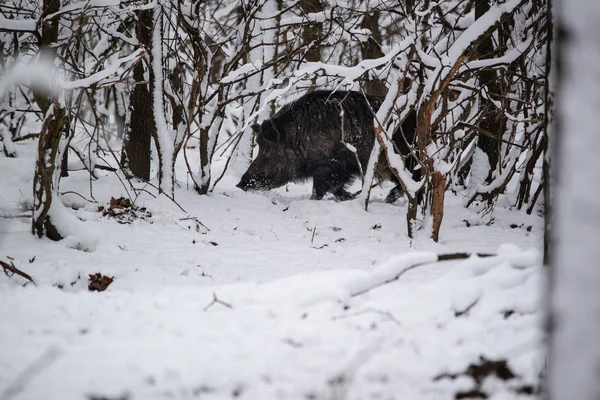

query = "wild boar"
(237, 90), (420, 202)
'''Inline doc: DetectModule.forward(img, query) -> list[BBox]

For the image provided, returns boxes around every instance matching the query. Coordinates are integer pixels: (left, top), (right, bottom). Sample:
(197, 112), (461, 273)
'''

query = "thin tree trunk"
(120, 9), (155, 181)
(474, 0), (506, 184)
(30, 0), (65, 240)
(360, 11), (386, 97)
(431, 171), (445, 242)
(300, 0), (323, 91)
(300, 0), (323, 62)
(32, 102), (66, 240)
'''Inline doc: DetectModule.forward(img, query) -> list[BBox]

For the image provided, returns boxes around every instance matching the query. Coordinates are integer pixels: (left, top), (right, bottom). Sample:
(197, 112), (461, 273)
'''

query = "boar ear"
(251, 123), (260, 134)
(259, 122), (281, 143)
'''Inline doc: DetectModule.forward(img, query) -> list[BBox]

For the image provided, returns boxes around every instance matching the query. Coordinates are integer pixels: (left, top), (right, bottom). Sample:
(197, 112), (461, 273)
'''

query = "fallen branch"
(350, 252), (495, 297)
(0, 259), (35, 285)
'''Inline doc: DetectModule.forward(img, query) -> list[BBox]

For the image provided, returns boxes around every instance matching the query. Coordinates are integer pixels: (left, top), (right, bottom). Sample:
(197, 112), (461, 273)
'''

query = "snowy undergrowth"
(0, 140), (545, 399)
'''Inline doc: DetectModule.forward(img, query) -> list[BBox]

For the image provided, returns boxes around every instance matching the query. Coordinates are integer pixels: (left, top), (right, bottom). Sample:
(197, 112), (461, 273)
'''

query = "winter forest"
(1, 0), (599, 398)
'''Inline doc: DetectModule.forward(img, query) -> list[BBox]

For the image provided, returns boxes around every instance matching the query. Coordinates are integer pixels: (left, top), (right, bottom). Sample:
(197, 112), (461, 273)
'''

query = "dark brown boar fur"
(237, 90), (420, 202)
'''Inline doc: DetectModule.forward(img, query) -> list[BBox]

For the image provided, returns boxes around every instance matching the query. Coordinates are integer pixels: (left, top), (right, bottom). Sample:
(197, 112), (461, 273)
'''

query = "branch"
(350, 252), (495, 297)
(0, 259), (35, 285)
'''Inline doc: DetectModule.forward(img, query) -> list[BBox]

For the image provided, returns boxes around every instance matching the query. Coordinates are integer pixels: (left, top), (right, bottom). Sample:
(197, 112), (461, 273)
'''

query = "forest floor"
(0, 140), (545, 400)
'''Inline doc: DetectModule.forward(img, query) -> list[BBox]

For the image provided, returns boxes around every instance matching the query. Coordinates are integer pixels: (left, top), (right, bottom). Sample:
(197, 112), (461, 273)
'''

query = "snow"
(221, 62), (263, 85)
(0, 17), (36, 32)
(0, 133), (546, 399)
(280, 11), (329, 27)
(293, 38), (413, 85)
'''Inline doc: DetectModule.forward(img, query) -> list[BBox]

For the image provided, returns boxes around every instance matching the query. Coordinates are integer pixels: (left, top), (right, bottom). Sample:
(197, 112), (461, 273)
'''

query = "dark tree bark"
(474, 0), (507, 183)
(360, 11), (386, 97)
(30, 0), (67, 240)
(32, 102), (66, 240)
(120, 9), (155, 181)
(300, 0), (323, 64)
(32, 0), (60, 115)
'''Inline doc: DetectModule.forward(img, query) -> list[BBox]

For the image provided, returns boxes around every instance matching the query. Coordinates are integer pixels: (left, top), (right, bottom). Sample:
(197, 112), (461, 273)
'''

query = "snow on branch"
(61, 48), (144, 89)
(0, 16), (37, 32)
(44, 0), (155, 20)
(347, 247), (539, 298)
(293, 38), (414, 84)
(446, 0), (526, 62)
(464, 35), (533, 70)
(280, 11), (329, 26)
(221, 62), (263, 84)
(421, 0), (528, 103)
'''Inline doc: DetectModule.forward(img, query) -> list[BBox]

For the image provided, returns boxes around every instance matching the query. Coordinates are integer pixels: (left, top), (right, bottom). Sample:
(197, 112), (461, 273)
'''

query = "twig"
(0, 259), (35, 285)
(179, 216), (210, 232)
(93, 164), (117, 172)
(438, 252), (494, 261)
(58, 191), (98, 204)
(457, 122), (527, 150)
(203, 292), (232, 311)
(454, 295), (481, 317)
(351, 252), (496, 297)
(332, 308), (402, 326)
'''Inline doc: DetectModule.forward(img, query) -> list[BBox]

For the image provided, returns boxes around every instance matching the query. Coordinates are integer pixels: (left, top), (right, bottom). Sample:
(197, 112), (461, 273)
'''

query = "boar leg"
(386, 166), (424, 204)
(310, 163), (354, 201)
(385, 184), (404, 203)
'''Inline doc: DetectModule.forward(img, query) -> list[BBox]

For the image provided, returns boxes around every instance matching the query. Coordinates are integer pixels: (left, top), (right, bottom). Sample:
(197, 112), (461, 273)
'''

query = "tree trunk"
(300, 0), (323, 88)
(360, 11), (386, 97)
(32, 0), (60, 116)
(548, 0), (600, 397)
(30, 0), (65, 240)
(32, 102), (66, 240)
(542, 0), (553, 267)
(120, 9), (155, 181)
(431, 171), (445, 242)
(197, 126), (211, 194)
(474, 0), (506, 183)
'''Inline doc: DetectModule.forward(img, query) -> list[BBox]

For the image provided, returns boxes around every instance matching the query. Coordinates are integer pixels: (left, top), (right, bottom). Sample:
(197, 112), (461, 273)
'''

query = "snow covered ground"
(0, 140), (545, 399)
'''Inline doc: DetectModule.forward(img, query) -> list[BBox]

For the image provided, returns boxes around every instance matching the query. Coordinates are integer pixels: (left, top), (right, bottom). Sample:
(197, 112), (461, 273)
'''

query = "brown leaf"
(88, 273), (114, 292)
(109, 196), (132, 211)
